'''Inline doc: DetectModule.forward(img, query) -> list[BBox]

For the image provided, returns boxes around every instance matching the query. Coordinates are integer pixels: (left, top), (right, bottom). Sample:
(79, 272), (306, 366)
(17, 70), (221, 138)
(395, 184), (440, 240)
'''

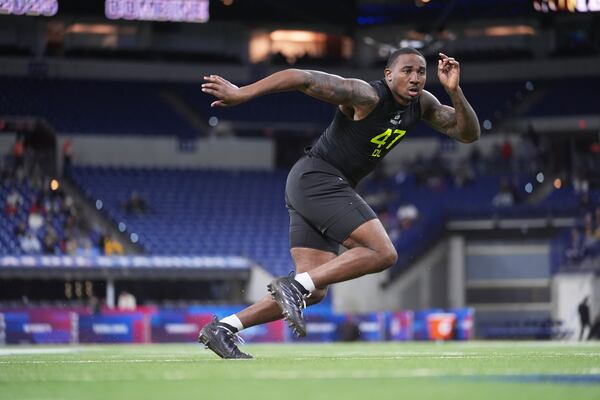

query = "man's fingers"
(201, 86), (215, 95)
(211, 100), (225, 107)
(201, 82), (221, 90)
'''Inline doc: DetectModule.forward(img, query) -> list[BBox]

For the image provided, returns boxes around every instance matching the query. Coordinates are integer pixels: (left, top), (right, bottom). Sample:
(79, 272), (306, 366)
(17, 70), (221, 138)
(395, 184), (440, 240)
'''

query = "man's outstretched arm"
(421, 53), (480, 143)
(201, 69), (378, 115)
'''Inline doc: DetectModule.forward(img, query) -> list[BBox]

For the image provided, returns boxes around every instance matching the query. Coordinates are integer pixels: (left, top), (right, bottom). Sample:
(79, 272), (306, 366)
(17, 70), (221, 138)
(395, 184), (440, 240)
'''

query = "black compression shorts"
(285, 155), (377, 253)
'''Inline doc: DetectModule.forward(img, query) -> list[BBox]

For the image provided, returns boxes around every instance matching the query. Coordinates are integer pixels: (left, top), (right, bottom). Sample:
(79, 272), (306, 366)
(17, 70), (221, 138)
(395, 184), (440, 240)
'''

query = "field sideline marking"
(0, 348), (80, 356)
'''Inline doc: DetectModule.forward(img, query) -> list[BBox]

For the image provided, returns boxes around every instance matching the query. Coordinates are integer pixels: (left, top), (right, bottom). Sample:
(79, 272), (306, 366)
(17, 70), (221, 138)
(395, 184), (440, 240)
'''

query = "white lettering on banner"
(165, 323), (198, 334)
(0, 257), (18, 267)
(132, 257), (147, 267)
(23, 323), (52, 334)
(115, 256), (130, 267)
(75, 256), (89, 267)
(92, 324), (129, 335)
(0, 0), (58, 16)
(359, 322), (380, 333)
(306, 322), (336, 334)
(0, 255), (252, 269)
(22, 256), (36, 267)
(105, 0), (209, 23)
(97, 256), (112, 267)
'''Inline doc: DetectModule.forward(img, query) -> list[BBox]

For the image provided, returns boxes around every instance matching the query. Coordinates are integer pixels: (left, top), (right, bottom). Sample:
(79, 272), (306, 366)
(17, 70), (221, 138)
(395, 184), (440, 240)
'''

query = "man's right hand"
(202, 75), (247, 107)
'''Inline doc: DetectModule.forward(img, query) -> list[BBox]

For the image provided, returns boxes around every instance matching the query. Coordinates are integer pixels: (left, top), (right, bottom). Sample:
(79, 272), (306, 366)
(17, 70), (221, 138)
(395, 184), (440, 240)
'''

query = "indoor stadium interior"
(0, 1), (599, 398)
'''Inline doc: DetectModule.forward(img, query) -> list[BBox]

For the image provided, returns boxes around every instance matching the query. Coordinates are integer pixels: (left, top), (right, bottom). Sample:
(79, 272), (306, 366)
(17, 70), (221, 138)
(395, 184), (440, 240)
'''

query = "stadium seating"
(0, 77), (197, 136)
(525, 79), (600, 117)
(0, 177), (100, 256)
(69, 166), (294, 276)
(0, 76), (533, 137)
(66, 162), (592, 278)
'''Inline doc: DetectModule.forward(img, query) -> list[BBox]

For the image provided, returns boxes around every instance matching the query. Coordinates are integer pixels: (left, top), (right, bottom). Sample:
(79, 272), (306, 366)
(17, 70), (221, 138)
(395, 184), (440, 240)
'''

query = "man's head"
(384, 48), (427, 105)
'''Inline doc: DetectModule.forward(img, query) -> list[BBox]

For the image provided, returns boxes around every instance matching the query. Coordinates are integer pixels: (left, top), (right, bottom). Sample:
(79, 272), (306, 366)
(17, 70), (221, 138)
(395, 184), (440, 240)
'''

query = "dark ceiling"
(55, 0), (538, 29)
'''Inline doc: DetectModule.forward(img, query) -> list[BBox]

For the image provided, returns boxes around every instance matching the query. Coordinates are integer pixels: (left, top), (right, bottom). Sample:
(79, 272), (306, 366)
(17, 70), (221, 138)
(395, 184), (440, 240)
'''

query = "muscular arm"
(420, 53), (480, 143)
(421, 89), (480, 143)
(202, 69), (379, 119)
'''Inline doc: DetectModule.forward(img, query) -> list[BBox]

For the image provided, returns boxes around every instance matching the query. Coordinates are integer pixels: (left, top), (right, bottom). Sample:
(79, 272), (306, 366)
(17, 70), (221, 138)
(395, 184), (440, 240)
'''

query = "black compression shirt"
(308, 79), (422, 186)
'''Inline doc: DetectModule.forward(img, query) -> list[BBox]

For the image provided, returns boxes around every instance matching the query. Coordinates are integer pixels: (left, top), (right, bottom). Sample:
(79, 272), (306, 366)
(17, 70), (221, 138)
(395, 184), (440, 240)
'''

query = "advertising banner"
(1, 309), (76, 344)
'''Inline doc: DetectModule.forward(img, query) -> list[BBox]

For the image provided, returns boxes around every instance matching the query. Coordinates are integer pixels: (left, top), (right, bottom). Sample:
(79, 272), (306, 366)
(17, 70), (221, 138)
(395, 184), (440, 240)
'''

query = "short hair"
(386, 48), (425, 69)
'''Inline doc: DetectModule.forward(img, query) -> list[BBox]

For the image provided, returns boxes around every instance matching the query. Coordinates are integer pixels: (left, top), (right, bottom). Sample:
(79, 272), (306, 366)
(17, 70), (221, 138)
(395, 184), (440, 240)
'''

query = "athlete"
(198, 48), (480, 358)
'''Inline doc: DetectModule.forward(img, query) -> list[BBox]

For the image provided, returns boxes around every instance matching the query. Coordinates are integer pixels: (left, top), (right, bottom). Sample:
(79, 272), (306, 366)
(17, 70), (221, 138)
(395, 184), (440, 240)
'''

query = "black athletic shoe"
(198, 318), (253, 359)
(268, 276), (308, 337)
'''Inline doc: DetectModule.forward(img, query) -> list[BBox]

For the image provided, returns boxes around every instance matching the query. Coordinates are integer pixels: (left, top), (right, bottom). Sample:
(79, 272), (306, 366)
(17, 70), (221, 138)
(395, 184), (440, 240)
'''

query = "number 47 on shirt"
(370, 128), (406, 158)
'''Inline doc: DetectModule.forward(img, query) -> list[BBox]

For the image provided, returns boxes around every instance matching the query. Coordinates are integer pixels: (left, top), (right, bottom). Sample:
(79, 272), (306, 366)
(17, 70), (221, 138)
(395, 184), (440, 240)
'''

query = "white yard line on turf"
(0, 348), (80, 356)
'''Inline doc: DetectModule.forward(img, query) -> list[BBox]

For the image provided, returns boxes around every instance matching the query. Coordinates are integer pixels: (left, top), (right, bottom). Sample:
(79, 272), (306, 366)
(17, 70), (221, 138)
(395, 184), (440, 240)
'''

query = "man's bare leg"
(198, 247), (335, 358)
(236, 248), (335, 328)
(199, 218), (396, 355)
(266, 219), (397, 336)
(308, 219), (398, 287)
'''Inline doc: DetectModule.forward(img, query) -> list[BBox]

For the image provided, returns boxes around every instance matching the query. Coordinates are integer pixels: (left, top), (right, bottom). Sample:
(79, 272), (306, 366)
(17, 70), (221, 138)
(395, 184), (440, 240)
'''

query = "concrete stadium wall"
(552, 273), (599, 341)
(52, 133), (508, 171)
(465, 243), (550, 280)
(56, 135), (274, 169)
(1, 55), (599, 84)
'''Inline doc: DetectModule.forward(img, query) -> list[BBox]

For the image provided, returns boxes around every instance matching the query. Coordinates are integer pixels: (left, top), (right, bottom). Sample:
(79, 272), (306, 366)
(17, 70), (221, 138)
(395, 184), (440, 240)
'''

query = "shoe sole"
(198, 328), (226, 358)
(268, 282), (307, 337)
(198, 327), (253, 360)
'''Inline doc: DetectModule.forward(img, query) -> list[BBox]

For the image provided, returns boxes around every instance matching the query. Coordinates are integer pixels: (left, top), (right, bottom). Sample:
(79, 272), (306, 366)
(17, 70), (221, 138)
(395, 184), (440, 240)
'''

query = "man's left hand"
(438, 53), (460, 92)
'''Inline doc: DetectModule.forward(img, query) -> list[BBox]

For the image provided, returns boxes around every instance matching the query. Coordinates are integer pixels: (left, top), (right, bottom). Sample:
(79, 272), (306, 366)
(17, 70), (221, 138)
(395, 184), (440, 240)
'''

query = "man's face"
(385, 53), (427, 105)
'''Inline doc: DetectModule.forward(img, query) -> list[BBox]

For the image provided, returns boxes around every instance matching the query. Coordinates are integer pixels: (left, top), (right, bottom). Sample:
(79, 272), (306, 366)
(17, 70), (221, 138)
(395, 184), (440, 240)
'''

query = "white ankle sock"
(294, 272), (316, 293)
(220, 315), (244, 332)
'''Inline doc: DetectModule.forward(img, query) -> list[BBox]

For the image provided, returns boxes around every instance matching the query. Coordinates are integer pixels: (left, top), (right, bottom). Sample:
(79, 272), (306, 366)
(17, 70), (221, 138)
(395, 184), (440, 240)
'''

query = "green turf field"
(0, 342), (599, 400)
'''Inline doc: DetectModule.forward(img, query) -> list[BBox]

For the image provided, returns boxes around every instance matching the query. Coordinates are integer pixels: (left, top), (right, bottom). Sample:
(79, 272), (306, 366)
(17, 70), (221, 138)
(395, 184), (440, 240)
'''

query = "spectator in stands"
(396, 203), (419, 231)
(3, 188), (23, 216)
(42, 227), (59, 255)
(76, 237), (99, 257)
(20, 231), (41, 254)
(27, 210), (44, 232)
(198, 48), (480, 358)
(582, 212), (598, 256)
(117, 291), (137, 310)
(14, 221), (26, 239)
(594, 206), (600, 240)
(492, 177), (515, 207)
(516, 135), (539, 174)
(62, 138), (73, 171)
(102, 234), (124, 255)
(578, 297), (591, 341)
(468, 145), (484, 175)
(453, 159), (475, 187)
(500, 138), (513, 169)
(565, 228), (584, 264)
(12, 136), (25, 170)
(124, 191), (148, 215)
(578, 191), (594, 216)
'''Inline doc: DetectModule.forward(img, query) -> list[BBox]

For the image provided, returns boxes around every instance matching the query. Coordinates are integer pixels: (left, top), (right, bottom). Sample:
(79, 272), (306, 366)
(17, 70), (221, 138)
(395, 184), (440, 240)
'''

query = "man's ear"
(384, 68), (392, 83)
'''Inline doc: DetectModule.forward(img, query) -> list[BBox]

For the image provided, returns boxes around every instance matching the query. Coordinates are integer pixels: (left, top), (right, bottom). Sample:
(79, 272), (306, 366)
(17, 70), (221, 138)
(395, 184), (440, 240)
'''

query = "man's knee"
(376, 245), (398, 272)
(308, 287), (328, 305)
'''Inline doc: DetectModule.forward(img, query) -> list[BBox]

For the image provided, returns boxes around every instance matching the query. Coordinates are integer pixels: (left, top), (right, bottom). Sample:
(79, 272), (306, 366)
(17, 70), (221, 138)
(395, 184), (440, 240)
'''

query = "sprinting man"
(198, 48), (480, 358)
